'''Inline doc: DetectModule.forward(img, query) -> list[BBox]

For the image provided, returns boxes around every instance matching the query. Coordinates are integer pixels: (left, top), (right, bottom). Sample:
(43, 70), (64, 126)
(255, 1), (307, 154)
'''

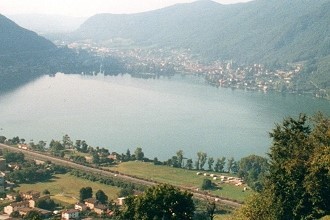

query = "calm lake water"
(0, 73), (329, 160)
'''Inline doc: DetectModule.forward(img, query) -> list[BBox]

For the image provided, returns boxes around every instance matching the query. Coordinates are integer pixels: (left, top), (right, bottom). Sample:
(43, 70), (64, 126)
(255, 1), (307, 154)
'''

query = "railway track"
(0, 143), (242, 208)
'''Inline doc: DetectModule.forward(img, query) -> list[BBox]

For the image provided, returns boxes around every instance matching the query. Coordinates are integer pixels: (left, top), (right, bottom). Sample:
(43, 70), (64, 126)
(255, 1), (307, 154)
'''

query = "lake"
(0, 73), (329, 161)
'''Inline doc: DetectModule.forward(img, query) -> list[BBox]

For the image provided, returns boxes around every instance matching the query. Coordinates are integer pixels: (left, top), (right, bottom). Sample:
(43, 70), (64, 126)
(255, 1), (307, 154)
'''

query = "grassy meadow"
(16, 173), (121, 206)
(107, 161), (251, 202)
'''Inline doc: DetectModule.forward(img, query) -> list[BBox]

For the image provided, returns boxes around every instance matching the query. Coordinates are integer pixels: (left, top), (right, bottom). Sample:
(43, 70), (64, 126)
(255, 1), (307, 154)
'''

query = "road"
(0, 143), (242, 208)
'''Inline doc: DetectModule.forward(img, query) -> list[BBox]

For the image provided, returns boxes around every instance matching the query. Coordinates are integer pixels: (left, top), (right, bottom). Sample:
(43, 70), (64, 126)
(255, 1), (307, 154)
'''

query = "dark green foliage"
(15, 194), (23, 202)
(7, 165), (52, 183)
(237, 113), (330, 219)
(0, 192), (6, 198)
(238, 155), (269, 192)
(23, 210), (42, 220)
(208, 157), (214, 171)
(10, 211), (20, 218)
(134, 147), (144, 161)
(70, 169), (146, 192)
(70, 155), (87, 164)
(185, 159), (193, 170)
(79, 187), (93, 202)
(42, 189), (50, 195)
(214, 157), (226, 173)
(11, 136), (20, 145)
(120, 184), (195, 219)
(0, 136), (7, 143)
(176, 150), (184, 168)
(118, 186), (134, 198)
(36, 197), (57, 211)
(49, 140), (64, 152)
(3, 151), (24, 163)
(227, 157), (234, 173)
(95, 190), (108, 204)
(201, 179), (212, 190)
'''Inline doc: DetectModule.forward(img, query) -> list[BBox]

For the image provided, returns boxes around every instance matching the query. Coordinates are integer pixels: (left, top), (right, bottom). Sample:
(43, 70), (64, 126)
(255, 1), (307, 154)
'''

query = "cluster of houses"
(61, 198), (111, 219)
(2, 190), (126, 219)
(3, 191), (52, 218)
(0, 155), (127, 219)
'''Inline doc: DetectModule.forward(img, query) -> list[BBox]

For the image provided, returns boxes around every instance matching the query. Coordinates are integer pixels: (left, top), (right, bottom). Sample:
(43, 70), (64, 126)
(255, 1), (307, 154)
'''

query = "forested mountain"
(0, 14), (56, 55)
(74, 0), (330, 93)
(0, 14), (57, 90)
(74, 0), (329, 62)
(0, 14), (123, 92)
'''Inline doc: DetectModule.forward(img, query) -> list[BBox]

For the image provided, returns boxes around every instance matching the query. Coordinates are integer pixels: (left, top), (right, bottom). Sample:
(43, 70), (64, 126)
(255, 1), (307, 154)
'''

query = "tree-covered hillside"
(0, 14), (57, 90)
(0, 14), (124, 92)
(74, 0), (330, 95)
(0, 14), (56, 55)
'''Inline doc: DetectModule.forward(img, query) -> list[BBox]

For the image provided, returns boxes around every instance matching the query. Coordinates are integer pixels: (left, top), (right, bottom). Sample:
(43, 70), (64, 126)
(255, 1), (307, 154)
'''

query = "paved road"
(0, 144), (242, 208)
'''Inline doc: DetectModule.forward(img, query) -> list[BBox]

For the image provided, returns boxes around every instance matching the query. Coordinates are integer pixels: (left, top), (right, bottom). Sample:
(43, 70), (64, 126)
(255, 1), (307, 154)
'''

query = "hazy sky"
(1, 0), (253, 17)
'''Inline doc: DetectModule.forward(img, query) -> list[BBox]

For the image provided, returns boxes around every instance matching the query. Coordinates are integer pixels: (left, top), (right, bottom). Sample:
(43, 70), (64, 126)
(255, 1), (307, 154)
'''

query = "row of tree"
(163, 151), (239, 173)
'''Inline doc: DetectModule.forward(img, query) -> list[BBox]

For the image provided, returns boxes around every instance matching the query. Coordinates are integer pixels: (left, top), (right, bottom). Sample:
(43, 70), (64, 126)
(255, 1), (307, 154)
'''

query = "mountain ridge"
(0, 14), (56, 55)
(72, 0), (330, 94)
(74, 0), (329, 63)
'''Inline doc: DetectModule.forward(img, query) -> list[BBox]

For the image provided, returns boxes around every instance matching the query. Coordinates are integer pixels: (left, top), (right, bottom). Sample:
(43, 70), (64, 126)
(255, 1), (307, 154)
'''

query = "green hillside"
(0, 14), (56, 55)
(0, 14), (57, 90)
(74, 0), (330, 95)
(0, 14), (124, 92)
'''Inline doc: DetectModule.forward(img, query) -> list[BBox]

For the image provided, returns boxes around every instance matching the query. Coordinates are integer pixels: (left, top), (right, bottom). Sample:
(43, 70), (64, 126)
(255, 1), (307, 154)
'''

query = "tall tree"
(214, 157), (226, 173)
(208, 157), (214, 171)
(231, 161), (239, 174)
(200, 152), (207, 170)
(238, 155), (269, 192)
(81, 140), (88, 153)
(96, 190), (108, 204)
(37, 140), (46, 151)
(62, 134), (73, 149)
(36, 197), (56, 211)
(79, 187), (93, 202)
(49, 140), (64, 152)
(0, 136), (6, 143)
(126, 149), (131, 161)
(75, 140), (81, 151)
(176, 150), (184, 168)
(185, 159), (193, 170)
(237, 113), (330, 219)
(227, 157), (234, 173)
(134, 147), (144, 161)
(92, 153), (100, 164)
(196, 152), (202, 170)
(121, 184), (195, 219)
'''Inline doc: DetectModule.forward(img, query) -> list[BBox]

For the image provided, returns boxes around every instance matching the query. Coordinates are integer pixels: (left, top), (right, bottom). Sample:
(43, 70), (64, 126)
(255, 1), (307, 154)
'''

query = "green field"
(16, 173), (121, 205)
(108, 161), (251, 202)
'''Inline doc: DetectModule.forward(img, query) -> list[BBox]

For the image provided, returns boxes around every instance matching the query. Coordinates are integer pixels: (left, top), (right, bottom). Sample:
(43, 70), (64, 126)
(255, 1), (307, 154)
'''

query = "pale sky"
(0, 0), (253, 17)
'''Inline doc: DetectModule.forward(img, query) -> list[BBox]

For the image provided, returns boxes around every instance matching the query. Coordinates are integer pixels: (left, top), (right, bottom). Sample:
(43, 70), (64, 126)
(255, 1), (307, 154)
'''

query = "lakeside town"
(61, 41), (329, 98)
